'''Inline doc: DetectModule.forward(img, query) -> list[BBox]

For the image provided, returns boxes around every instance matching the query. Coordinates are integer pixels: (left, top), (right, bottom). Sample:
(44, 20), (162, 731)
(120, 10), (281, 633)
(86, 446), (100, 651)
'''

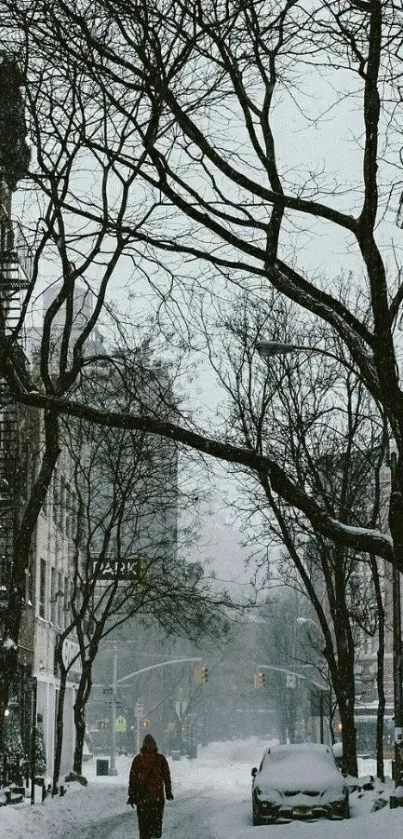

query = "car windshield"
(259, 745), (340, 789)
(263, 746), (333, 766)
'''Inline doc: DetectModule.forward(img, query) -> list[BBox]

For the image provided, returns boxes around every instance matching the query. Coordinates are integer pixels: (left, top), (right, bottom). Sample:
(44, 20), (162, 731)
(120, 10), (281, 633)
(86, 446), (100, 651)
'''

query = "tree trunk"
(326, 622), (357, 775)
(73, 664), (92, 775)
(72, 704), (85, 776)
(52, 660), (68, 794)
(371, 557), (385, 781)
(332, 558), (358, 777)
(339, 696), (357, 777)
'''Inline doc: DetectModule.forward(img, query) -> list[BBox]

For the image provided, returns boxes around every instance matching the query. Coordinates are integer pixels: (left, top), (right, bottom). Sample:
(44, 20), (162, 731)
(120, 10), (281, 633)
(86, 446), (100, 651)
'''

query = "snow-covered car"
(251, 743), (349, 824)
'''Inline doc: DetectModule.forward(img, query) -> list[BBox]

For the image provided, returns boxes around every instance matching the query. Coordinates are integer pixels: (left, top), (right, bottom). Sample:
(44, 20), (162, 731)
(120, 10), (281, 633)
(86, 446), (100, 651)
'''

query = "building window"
(39, 558), (46, 619)
(66, 487), (77, 540)
(64, 575), (69, 625)
(43, 484), (49, 516)
(26, 548), (34, 605)
(58, 571), (63, 629)
(66, 483), (74, 538)
(53, 469), (59, 525)
(50, 566), (56, 624)
(60, 480), (66, 533)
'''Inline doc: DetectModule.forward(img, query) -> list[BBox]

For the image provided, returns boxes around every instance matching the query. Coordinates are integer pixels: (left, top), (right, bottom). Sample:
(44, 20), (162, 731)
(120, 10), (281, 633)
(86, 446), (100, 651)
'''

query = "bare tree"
(0, 0), (397, 561)
(0, 2), (402, 770)
(208, 293), (390, 774)
(51, 360), (229, 787)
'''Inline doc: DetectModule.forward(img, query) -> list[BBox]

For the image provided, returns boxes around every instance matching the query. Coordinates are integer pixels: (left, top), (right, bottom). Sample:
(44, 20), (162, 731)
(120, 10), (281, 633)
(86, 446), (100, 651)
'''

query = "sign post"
(134, 702), (144, 754)
(175, 687), (188, 720)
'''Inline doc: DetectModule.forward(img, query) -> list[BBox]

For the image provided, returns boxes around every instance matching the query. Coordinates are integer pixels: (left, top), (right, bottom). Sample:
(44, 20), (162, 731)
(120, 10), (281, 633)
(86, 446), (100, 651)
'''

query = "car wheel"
(342, 799), (350, 819)
(252, 809), (262, 826)
(332, 800), (350, 819)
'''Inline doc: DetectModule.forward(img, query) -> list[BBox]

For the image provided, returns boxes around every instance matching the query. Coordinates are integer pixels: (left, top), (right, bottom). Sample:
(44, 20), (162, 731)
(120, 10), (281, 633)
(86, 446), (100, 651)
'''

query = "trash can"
(96, 759), (109, 776)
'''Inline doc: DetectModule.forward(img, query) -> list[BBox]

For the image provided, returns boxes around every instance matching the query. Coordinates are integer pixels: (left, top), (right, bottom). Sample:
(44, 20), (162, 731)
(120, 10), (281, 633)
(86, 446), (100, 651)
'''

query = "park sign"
(98, 555), (147, 581)
(61, 637), (82, 680)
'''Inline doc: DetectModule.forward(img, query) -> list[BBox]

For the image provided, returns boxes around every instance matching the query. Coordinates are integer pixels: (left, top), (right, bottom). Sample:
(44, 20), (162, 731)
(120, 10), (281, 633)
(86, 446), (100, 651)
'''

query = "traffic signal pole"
(99, 656), (204, 767)
(256, 663), (328, 743)
(116, 657), (203, 685)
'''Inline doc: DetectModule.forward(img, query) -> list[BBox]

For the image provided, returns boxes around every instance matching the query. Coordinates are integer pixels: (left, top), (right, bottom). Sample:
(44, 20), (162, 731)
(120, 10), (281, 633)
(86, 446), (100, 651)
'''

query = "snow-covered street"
(0, 738), (402, 839)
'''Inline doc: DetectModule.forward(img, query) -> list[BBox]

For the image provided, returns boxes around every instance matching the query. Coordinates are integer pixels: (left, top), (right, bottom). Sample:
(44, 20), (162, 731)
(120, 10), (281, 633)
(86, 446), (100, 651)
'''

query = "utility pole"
(109, 645), (118, 776)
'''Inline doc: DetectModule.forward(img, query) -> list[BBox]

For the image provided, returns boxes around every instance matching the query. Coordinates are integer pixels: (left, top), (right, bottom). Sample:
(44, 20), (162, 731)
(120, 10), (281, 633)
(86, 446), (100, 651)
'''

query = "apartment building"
(0, 52), (82, 782)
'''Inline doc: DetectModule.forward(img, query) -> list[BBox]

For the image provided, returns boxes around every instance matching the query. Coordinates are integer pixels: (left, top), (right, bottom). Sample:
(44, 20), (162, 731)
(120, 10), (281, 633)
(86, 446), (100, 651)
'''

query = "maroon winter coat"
(128, 736), (172, 802)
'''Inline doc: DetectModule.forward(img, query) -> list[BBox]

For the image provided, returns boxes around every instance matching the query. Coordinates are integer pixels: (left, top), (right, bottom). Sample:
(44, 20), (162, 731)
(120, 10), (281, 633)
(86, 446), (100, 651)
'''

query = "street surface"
(63, 789), (225, 839)
(1, 739), (403, 839)
(54, 781), (400, 839)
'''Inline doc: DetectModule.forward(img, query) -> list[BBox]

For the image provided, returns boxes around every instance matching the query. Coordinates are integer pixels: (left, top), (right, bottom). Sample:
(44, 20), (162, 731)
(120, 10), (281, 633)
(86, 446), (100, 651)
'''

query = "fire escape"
(0, 206), (32, 590)
(0, 52), (31, 602)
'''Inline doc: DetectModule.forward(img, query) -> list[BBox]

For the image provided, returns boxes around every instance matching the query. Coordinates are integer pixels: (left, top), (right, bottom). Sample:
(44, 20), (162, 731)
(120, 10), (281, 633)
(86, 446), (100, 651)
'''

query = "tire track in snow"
(62, 788), (221, 839)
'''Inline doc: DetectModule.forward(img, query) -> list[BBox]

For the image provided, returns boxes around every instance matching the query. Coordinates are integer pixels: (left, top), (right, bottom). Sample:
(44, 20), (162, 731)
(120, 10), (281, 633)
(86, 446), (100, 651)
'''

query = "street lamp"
(256, 340), (298, 357)
(296, 617), (323, 632)
(258, 338), (403, 786)
(256, 339), (358, 374)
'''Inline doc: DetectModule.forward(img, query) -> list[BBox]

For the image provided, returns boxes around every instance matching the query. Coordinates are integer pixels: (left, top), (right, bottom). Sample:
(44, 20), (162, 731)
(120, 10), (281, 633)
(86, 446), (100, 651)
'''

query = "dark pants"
(136, 796), (164, 839)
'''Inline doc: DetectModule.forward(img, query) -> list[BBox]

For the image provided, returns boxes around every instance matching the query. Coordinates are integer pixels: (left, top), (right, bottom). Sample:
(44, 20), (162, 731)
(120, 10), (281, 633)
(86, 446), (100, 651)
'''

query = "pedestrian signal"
(254, 671), (265, 689)
(140, 719), (150, 728)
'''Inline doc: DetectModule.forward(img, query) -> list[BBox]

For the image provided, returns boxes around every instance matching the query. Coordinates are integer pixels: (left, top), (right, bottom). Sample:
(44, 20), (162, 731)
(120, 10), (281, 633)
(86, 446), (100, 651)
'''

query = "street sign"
(115, 715), (127, 733)
(175, 688), (188, 719)
(134, 703), (144, 719)
(175, 700), (188, 718)
(286, 674), (297, 689)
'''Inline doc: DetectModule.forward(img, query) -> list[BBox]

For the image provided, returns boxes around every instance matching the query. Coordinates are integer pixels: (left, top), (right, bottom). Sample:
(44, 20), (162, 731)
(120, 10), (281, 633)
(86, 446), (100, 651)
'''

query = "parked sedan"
(251, 743), (349, 825)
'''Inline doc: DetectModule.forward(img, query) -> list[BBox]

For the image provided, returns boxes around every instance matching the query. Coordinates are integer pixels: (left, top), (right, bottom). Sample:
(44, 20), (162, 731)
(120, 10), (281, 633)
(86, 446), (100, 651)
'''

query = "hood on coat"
(141, 733), (158, 753)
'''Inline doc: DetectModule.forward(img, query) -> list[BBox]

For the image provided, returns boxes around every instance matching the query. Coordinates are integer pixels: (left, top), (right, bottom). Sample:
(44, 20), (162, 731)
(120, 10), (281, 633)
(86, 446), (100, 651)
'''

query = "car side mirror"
(332, 742), (343, 759)
(251, 767), (257, 777)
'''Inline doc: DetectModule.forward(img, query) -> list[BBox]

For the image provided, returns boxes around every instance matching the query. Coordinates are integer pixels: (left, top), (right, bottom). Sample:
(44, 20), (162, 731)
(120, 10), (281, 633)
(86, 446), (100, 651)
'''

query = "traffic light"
(254, 671), (266, 689)
(194, 665), (209, 684)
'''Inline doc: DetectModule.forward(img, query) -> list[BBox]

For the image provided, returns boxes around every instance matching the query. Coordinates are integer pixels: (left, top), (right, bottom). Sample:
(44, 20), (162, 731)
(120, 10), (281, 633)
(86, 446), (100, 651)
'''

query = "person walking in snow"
(127, 733), (173, 839)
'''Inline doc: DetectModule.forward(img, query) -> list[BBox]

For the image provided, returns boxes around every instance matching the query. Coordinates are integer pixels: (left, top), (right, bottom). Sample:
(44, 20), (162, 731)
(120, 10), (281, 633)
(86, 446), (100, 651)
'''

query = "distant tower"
(43, 280), (94, 336)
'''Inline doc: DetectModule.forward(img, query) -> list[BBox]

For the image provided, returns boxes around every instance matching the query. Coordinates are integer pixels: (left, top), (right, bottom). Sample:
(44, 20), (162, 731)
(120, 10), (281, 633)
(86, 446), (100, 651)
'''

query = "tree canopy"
(0, 0), (401, 569)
